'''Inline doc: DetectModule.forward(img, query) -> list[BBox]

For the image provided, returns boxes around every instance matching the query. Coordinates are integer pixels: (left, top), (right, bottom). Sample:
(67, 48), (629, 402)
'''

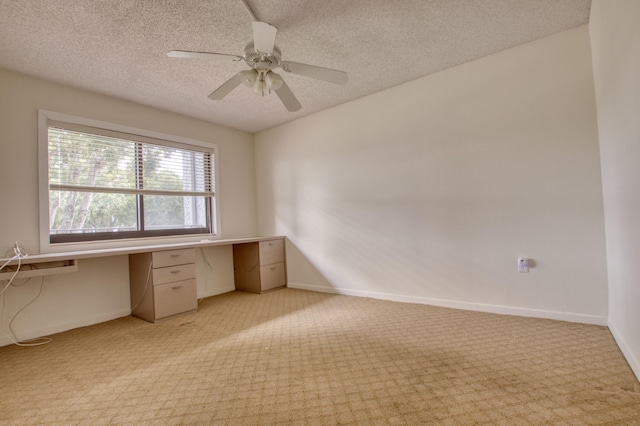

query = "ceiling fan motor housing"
(244, 42), (281, 71)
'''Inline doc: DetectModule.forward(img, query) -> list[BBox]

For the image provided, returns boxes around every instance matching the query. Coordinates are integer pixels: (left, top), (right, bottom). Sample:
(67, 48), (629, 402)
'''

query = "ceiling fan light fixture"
(266, 71), (283, 90)
(240, 69), (258, 87)
(253, 77), (268, 96)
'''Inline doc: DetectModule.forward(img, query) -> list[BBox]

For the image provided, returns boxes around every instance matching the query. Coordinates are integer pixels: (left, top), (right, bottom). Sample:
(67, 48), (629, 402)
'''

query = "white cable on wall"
(130, 261), (153, 312)
(200, 247), (213, 284)
(0, 242), (52, 346)
(1, 241), (26, 296)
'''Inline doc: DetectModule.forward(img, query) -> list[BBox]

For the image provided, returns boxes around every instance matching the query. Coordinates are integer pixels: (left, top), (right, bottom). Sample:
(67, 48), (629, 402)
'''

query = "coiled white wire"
(0, 242), (52, 346)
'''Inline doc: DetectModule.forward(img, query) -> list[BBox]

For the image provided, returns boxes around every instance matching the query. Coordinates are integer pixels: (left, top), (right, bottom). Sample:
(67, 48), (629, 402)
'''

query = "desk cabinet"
(129, 248), (197, 323)
(233, 239), (286, 293)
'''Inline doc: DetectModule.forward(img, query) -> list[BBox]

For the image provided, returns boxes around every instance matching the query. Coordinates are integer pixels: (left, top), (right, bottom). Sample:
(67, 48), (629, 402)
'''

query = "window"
(39, 111), (219, 248)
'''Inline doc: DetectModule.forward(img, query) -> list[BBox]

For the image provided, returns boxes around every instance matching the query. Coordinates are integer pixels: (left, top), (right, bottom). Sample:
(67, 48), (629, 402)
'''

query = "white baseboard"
(288, 282), (608, 326)
(608, 319), (640, 382)
(1, 284), (613, 349)
(0, 308), (131, 347)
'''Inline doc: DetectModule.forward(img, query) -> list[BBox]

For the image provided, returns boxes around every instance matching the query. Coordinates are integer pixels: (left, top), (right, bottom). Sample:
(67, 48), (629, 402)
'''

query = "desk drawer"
(260, 262), (286, 291)
(153, 263), (196, 285)
(259, 239), (284, 266)
(152, 248), (196, 268)
(154, 279), (197, 319)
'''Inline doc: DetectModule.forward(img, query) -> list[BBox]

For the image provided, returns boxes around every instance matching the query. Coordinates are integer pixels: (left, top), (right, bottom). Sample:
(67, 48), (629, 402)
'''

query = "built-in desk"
(0, 236), (287, 323)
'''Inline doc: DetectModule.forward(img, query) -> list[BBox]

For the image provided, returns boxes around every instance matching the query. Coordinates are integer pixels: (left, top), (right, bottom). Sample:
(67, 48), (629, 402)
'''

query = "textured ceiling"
(0, 0), (591, 133)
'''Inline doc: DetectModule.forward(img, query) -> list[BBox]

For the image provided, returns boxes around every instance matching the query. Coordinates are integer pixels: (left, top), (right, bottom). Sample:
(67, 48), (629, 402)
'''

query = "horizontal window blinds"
(48, 126), (214, 197)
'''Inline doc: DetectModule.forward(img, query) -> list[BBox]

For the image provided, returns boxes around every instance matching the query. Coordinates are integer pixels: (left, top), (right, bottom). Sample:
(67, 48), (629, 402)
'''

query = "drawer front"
(153, 263), (196, 285)
(260, 262), (286, 291)
(154, 279), (197, 319)
(152, 248), (196, 268)
(258, 239), (284, 266)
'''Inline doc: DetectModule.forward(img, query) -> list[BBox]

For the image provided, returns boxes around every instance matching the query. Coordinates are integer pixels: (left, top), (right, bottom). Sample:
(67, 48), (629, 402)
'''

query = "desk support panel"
(0, 259), (78, 281)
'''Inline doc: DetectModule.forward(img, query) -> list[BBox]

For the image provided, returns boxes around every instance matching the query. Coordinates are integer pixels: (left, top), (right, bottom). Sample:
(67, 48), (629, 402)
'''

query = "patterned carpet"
(1, 288), (639, 425)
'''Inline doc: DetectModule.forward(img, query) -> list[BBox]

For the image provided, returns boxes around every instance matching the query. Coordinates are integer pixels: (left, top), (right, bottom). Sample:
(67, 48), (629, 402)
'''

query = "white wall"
(590, 0), (640, 380)
(0, 68), (256, 345)
(255, 25), (609, 324)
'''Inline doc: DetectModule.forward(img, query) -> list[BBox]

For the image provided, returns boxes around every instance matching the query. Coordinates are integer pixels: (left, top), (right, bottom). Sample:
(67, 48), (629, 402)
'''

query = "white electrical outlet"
(518, 257), (529, 273)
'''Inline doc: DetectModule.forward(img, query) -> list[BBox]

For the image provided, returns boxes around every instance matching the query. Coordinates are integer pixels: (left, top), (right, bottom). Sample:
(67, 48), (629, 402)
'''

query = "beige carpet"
(0, 288), (638, 425)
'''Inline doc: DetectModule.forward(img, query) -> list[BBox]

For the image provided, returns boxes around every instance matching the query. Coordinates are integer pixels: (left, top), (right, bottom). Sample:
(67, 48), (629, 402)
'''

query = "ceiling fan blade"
(280, 61), (348, 85)
(274, 79), (302, 112)
(240, 0), (257, 21)
(252, 21), (277, 55)
(167, 50), (242, 61)
(208, 73), (244, 100)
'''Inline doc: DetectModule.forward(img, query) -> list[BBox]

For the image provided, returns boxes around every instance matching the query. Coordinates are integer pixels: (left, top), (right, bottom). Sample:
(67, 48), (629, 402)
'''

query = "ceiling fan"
(167, 0), (348, 112)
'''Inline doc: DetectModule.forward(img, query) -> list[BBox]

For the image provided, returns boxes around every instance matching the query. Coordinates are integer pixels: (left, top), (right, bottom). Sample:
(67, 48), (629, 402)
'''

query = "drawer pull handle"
(270, 266), (277, 270)
(170, 270), (181, 274)
(171, 285), (182, 290)
(170, 254), (181, 258)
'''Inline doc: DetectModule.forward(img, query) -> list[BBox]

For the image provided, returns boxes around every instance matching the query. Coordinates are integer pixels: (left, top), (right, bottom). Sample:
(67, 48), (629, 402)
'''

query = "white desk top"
(0, 236), (285, 265)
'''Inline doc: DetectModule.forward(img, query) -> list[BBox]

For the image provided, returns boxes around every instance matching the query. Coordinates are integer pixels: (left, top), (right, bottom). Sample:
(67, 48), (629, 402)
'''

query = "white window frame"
(38, 110), (221, 253)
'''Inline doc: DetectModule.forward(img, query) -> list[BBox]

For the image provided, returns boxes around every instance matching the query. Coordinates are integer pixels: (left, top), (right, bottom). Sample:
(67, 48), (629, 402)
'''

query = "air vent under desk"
(233, 239), (286, 293)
